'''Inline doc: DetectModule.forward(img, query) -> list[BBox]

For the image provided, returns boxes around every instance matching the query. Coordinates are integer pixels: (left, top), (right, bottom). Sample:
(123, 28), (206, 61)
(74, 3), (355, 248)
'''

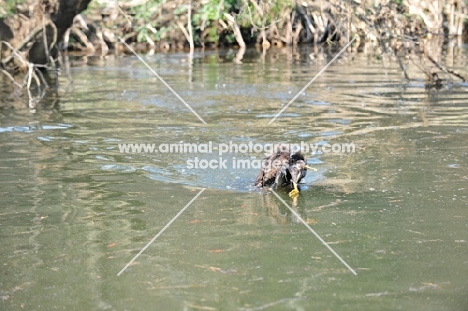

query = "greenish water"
(0, 47), (467, 310)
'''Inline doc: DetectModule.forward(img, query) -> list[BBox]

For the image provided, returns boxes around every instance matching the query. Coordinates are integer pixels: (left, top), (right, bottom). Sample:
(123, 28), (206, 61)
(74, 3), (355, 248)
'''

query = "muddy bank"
(0, 0), (467, 107)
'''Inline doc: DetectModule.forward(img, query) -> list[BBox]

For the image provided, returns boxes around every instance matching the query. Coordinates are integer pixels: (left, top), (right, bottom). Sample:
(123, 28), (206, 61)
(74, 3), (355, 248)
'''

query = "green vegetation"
(81, 0), (466, 51)
(0, 0), (29, 17)
(0, 0), (466, 100)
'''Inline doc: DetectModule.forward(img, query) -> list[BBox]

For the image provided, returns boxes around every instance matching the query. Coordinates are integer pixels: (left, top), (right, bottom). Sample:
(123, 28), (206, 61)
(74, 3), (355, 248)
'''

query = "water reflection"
(0, 46), (467, 310)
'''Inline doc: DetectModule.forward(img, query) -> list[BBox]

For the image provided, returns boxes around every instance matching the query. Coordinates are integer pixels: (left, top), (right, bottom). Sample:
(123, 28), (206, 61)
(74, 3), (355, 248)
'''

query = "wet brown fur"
(255, 146), (309, 189)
